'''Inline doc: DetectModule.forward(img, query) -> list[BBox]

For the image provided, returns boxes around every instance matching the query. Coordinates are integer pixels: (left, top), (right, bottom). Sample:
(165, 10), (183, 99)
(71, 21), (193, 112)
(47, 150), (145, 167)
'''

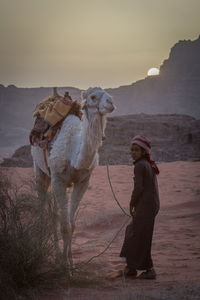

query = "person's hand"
(129, 204), (135, 217)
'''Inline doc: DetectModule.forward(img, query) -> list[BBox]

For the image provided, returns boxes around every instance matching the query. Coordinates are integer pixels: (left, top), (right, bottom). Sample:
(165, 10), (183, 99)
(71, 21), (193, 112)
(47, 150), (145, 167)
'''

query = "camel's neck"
(84, 109), (106, 148)
(75, 109), (106, 169)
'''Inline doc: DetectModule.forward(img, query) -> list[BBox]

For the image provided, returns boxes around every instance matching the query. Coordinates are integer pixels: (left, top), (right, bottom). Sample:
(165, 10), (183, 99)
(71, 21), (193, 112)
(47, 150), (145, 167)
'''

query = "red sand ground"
(2, 162), (200, 299)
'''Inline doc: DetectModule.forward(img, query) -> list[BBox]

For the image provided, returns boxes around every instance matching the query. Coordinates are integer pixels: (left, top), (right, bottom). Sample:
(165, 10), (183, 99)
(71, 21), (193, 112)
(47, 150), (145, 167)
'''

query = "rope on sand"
(106, 163), (131, 217)
(73, 163), (131, 270)
(74, 216), (130, 270)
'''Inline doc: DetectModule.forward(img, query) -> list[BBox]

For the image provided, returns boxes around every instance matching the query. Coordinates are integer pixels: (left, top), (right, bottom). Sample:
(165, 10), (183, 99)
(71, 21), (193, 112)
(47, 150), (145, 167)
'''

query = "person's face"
(130, 144), (144, 161)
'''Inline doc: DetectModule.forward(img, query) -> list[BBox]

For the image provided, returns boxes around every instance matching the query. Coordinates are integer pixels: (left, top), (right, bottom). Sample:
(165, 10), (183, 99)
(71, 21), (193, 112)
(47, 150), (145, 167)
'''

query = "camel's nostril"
(110, 106), (115, 112)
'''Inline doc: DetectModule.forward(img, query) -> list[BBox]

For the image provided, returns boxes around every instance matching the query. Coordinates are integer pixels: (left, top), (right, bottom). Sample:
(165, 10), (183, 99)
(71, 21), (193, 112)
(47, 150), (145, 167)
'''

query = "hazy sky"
(0, 0), (200, 89)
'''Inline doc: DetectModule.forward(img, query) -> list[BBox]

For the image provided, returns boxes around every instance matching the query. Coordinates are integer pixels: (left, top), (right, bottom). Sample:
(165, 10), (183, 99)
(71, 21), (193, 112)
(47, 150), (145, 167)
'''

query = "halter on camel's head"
(81, 87), (115, 117)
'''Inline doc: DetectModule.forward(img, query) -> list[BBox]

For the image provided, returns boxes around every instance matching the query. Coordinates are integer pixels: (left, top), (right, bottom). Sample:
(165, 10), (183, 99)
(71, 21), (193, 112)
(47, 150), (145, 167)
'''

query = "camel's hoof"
(64, 266), (73, 278)
(55, 256), (62, 265)
(68, 270), (73, 278)
(59, 261), (73, 277)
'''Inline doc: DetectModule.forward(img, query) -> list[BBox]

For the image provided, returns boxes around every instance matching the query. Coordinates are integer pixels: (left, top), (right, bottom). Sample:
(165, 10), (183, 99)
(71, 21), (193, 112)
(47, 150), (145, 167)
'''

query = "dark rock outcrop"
(99, 114), (200, 165)
(0, 145), (32, 167)
(160, 36), (200, 79)
(1, 114), (200, 167)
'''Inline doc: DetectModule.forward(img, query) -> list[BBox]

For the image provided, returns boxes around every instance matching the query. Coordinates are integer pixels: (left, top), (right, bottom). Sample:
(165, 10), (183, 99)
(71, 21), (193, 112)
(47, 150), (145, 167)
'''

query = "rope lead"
(106, 163), (131, 217)
(72, 162), (131, 270)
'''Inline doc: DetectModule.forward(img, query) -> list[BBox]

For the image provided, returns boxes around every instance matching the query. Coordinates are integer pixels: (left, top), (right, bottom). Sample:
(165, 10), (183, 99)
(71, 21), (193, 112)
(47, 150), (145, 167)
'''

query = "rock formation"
(1, 114), (200, 167)
(107, 35), (200, 118)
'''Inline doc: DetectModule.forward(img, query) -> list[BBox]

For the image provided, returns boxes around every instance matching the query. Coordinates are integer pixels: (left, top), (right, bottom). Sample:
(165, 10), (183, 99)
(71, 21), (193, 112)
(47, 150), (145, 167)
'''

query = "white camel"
(31, 87), (115, 271)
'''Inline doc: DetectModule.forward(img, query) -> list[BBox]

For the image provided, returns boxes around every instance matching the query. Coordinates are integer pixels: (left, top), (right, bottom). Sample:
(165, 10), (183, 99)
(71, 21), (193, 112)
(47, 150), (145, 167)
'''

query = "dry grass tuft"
(0, 171), (65, 299)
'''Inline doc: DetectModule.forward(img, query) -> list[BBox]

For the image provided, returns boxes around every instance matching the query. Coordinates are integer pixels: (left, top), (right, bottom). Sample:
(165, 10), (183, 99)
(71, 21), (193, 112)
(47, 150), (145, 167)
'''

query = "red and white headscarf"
(131, 135), (151, 154)
(131, 135), (160, 175)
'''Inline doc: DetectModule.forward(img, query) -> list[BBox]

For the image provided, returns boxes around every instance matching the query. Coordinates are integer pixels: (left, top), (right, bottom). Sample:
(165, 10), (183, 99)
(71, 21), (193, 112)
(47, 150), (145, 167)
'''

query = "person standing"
(120, 135), (160, 279)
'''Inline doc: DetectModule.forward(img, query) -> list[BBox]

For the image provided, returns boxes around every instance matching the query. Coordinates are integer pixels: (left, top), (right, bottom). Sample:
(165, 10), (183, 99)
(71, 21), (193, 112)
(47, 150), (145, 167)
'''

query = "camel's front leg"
(51, 173), (73, 271)
(70, 174), (90, 233)
(35, 165), (50, 208)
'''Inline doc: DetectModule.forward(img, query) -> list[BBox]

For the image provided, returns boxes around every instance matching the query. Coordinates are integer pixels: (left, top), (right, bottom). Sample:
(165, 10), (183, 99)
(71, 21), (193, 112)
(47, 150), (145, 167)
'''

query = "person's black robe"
(120, 158), (160, 270)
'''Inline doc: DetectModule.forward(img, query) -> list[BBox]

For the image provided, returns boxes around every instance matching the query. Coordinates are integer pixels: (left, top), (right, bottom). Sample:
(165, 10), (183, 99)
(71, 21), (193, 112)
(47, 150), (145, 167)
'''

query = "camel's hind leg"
(34, 165), (60, 258)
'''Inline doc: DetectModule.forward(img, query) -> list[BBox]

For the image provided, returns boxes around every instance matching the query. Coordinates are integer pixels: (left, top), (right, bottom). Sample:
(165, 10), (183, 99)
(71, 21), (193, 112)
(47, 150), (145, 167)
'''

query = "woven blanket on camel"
(30, 91), (82, 148)
(34, 93), (74, 126)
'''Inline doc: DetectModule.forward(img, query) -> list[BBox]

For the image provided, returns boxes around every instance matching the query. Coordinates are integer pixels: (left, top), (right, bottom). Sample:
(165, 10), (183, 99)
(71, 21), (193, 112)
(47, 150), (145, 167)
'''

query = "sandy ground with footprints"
(2, 161), (200, 299)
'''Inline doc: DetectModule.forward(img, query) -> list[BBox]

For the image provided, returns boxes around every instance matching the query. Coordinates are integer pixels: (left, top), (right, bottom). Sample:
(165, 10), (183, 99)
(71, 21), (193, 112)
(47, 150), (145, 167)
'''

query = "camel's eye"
(91, 95), (96, 101)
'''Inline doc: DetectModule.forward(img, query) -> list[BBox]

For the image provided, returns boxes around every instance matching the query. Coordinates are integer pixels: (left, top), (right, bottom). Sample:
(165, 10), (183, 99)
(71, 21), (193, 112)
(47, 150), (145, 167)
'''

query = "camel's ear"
(81, 90), (87, 100)
(82, 100), (86, 110)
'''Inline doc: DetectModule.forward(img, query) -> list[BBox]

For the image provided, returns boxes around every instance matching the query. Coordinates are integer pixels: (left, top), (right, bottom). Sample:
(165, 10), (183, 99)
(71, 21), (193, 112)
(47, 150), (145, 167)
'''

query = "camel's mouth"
(101, 98), (116, 114)
(108, 104), (115, 113)
(100, 104), (115, 114)
(106, 102), (116, 113)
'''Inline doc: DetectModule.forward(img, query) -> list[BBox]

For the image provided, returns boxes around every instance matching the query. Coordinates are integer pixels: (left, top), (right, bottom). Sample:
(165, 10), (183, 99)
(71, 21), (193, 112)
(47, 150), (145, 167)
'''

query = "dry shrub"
(0, 171), (62, 299)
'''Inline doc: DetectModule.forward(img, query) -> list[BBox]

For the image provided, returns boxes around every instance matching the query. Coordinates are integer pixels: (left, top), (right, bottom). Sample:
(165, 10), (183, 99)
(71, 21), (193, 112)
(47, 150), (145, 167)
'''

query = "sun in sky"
(147, 68), (160, 76)
(0, 0), (199, 88)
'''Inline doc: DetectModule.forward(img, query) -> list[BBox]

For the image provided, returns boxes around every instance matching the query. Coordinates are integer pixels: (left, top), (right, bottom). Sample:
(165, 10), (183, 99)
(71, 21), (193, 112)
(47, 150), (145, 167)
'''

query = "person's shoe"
(138, 268), (156, 280)
(108, 267), (137, 279)
(123, 266), (137, 277)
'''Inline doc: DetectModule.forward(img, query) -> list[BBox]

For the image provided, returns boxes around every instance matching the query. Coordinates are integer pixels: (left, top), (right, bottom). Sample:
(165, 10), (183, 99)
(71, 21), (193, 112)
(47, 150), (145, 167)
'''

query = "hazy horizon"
(0, 0), (200, 89)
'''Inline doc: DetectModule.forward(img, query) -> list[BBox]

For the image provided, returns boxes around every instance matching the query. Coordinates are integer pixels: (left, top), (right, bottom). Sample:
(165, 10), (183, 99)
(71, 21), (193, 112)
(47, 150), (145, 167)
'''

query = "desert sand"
(1, 161), (200, 299)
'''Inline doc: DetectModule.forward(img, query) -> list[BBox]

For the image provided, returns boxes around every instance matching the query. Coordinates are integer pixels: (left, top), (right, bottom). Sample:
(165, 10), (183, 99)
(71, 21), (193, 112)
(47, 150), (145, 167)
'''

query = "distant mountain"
(0, 36), (200, 155)
(107, 35), (200, 118)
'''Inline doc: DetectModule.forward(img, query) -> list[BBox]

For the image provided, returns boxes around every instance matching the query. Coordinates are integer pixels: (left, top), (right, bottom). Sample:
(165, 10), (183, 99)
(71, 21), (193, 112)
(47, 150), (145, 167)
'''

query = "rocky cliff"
(107, 36), (200, 118)
(160, 36), (200, 79)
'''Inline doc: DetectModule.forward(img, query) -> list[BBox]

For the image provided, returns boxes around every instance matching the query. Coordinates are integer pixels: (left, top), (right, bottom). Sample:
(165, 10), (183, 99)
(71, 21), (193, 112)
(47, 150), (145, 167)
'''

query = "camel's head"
(82, 87), (115, 115)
